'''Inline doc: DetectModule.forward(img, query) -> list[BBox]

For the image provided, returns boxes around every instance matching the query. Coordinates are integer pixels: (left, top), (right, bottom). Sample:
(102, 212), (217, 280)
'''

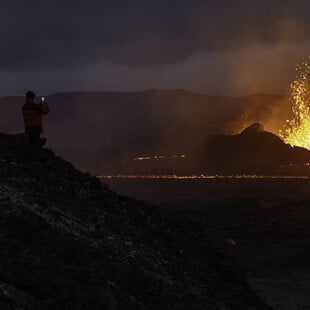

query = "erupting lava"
(280, 57), (310, 149)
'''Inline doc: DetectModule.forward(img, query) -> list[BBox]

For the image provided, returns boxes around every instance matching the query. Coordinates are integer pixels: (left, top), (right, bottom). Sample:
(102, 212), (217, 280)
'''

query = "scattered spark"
(280, 56), (310, 149)
(171, 155), (186, 159)
(154, 155), (166, 160)
(134, 157), (151, 161)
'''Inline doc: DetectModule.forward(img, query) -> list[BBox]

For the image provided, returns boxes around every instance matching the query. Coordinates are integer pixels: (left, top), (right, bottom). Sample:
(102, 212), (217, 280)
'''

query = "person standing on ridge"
(22, 91), (49, 158)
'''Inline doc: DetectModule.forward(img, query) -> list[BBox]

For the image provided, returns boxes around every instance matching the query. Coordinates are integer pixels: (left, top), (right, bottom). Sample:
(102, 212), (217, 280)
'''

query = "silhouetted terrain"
(0, 133), (272, 309)
(104, 177), (310, 310)
(205, 123), (310, 175)
(0, 90), (288, 173)
(99, 123), (310, 175)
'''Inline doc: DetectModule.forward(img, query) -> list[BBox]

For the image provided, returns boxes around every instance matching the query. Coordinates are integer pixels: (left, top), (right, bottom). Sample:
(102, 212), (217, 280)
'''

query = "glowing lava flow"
(98, 175), (310, 180)
(280, 57), (310, 149)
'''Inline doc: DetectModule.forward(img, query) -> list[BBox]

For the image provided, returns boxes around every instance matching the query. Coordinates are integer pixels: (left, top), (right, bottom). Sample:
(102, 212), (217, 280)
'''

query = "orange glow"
(134, 157), (151, 161)
(133, 155), (187, 161)
(280, 56), (310, 149)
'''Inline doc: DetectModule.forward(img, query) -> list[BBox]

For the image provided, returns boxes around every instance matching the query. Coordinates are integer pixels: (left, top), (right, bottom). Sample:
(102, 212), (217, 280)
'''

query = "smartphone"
(41, 96), (45, 103)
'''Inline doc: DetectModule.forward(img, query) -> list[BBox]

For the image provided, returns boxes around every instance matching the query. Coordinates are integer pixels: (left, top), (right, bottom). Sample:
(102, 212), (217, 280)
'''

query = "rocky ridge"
(0, 133), (272, 309)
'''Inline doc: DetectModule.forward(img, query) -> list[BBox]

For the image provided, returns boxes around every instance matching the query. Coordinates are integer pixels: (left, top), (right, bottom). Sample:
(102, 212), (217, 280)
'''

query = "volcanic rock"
(240, 123), (264, 135)
(205, 123), (310, 174)
(0, 132), (272, 309)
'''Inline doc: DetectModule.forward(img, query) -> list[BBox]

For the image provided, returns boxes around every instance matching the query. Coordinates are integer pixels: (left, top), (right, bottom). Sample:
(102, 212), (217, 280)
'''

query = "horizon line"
(0, 88), (285, 99)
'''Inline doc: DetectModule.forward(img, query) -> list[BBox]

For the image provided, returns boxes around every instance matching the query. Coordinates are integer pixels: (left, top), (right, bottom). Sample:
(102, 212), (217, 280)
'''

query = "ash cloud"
(0, 0), (309, 70)
(0, 0), (309, 95)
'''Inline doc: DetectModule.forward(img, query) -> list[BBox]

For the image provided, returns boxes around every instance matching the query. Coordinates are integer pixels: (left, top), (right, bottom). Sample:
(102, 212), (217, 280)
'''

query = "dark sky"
(0, 0), (309, 96)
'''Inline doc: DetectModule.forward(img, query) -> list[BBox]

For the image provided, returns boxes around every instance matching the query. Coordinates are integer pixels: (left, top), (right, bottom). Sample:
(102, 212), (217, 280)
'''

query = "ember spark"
(280, 57), (310, 149)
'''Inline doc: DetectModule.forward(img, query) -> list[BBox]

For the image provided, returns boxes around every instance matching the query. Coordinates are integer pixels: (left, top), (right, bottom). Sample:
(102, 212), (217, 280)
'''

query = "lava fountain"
(280, 57), (310, 149)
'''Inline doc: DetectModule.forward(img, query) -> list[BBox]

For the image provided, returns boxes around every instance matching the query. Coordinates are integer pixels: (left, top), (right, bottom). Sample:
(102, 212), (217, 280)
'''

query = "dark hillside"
(0, 133), (272, 309)
(205, 123), (310, 175)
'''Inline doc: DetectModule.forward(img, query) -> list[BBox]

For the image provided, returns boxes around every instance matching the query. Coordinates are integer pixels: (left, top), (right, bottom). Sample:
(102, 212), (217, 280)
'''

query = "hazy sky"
(0, 0), (309, 96)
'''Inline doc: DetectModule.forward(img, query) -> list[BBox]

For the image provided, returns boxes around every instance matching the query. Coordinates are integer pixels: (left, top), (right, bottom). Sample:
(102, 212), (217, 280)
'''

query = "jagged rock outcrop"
(240, 123), (264, 136)
(205, 123), (310, 174)
(0, 133), (272, 309)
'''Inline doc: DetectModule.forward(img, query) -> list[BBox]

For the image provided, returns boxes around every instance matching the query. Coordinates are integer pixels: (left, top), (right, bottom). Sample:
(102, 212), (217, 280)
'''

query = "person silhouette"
(22, 91), (49, 158)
